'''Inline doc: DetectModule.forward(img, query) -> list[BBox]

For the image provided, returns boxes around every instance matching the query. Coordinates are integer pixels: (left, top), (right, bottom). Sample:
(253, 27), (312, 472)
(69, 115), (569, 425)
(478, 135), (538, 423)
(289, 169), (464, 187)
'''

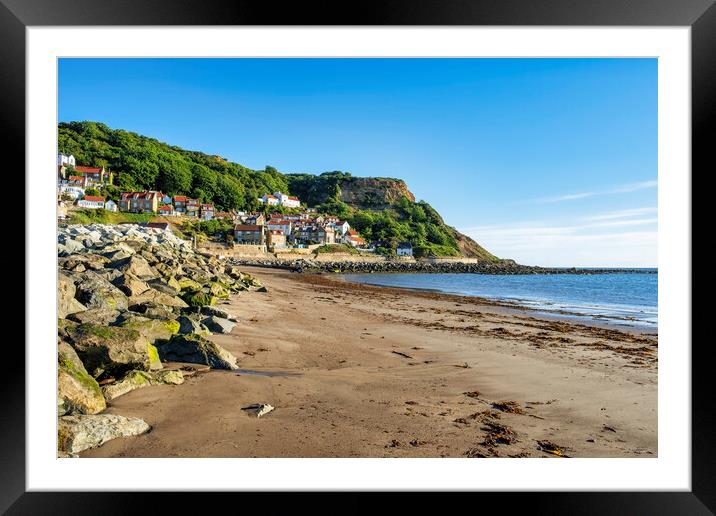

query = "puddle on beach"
(234, 369), (301, 378)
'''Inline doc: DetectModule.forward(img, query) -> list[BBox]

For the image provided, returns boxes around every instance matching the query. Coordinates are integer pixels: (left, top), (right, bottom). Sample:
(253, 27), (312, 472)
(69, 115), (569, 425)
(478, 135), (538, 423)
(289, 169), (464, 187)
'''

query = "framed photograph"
(6, 0), (712, 512)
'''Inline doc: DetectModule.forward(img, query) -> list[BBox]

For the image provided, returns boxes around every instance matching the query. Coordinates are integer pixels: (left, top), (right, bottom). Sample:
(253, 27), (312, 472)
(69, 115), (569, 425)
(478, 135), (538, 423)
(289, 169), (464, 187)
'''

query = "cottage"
(266, 219), (293, 235)
(397, 242), (414, 257)
(158, 204), (175, 216)
(104, 200), (118, 212)
(267, 229), (287, 249)
(75, 165), (108, 186)
(67, 175), (87, 187)
(119, 191), (160, 213)
(345, 229), (366, 248)
(200, 204), (215, 220)
(259, 191), (301, 208)
(77, 195), (105, 209)
(185, 200), (200, 217)
(173, 195), (188, 213)
(234, 224), (264, 244)
(244, 213), (265, 226)
(58, 185), (85, 200)
(331, 220), (350, 236)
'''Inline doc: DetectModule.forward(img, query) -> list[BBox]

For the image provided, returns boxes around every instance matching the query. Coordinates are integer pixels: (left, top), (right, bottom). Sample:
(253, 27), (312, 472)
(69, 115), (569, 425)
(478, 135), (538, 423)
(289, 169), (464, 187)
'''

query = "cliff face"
(337, 177), (415, 210)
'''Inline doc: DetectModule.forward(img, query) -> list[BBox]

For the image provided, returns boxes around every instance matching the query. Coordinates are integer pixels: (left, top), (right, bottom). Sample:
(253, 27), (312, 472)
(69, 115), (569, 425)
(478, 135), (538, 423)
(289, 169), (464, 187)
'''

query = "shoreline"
(333, 273), (658, 332)
(82, 266), (658, 458)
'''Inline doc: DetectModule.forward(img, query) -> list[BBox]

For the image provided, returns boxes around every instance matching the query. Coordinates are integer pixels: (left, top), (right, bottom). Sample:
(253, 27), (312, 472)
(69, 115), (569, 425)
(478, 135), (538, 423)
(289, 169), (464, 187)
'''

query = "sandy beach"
(81, 266), (657, 458)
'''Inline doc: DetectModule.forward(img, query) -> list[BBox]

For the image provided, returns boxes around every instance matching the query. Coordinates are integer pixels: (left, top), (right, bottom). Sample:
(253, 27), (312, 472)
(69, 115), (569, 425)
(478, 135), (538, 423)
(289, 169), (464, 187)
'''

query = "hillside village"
(57, 153), (414, 256)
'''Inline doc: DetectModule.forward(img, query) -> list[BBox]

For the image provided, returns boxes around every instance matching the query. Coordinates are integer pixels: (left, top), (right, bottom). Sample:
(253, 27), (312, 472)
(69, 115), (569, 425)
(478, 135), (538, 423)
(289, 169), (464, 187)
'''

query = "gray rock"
(108, 255), (158, 280)
(67, 308), (122, 326)
(200, 306), (238, 322)
(157, 333), (238, 370)
(101, 369), (184, 401)
(58, 272), (87, 318)
(201, 316), (237, 334)
(57, 414), (151, 454)
(176, 315), (211, 335)
(75, 272), (129, 311)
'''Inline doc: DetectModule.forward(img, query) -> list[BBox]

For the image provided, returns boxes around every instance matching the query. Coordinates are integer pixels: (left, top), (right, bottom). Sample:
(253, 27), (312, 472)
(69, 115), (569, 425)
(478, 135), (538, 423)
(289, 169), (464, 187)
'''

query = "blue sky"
(58, 58), (657, 267)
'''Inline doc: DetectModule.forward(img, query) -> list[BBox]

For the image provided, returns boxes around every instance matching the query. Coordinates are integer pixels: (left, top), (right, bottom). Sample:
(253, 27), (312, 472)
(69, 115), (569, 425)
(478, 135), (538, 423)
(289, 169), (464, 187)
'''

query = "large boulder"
(181, 290), (216, 308)
(74, 272), (129, 311)
(128, 289), (189, 309)
(177, 278), (202, 292)
(200, 306), (237, 322)
(119, 315), (180, 343)
(67, 308), (121, 326)
(58, 273), (87, 318)
(176, 315), (211, 336)
(201, 316), (236, 334)
(100, 242), (136, 261)
(127, 301), (177, 320)
(66, 323), (162, 378)
(57, 341), (106, 415)
(112, 272), (150, 297)
(57, 414), (151, 454)
(146, 278), (179, 296)
(101, 369), (184, 401)
(108, 255), (157, 280)
(157, 333), (238, 370)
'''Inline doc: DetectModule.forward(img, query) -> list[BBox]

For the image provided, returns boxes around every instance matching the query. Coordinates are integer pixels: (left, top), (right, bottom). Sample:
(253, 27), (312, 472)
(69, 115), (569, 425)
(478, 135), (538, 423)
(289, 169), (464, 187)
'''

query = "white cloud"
(582, 206), (657, 221)
(528, 180), (657, 204)
(460, 214), (657, 267)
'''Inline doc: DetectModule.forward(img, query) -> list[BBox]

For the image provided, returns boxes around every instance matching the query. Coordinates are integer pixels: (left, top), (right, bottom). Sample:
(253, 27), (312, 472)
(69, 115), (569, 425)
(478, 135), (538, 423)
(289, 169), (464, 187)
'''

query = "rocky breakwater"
(229, 257), (654, 275)
(56, 224), (266, 456)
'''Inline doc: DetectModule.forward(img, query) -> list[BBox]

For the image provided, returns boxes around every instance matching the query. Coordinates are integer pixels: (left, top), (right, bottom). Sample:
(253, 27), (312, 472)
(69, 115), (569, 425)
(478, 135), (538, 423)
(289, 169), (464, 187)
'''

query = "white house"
(104, 200), (118, 212)
(331, 220), (350, 236)
(57, 153), (76, 167)
(77, 195), (106, 209)
(58, 184), (85, 200)
(258, 191), (301, 208)
(397, 242), (413, 257)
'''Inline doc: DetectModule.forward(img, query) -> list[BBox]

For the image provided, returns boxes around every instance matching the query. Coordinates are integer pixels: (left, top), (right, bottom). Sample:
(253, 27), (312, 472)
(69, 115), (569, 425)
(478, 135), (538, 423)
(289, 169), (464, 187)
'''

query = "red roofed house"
(77, 195), (105, 209)
(173, 195), (188, 214)
(266, 219), (292, 236)
(67, 175), (87, 187)
(344, 229), (366, 247)
(74, 165), (108, 186)
(234, 224), (265, 245)
(119, 191), (160, 213)
(158, 204), (175, 216)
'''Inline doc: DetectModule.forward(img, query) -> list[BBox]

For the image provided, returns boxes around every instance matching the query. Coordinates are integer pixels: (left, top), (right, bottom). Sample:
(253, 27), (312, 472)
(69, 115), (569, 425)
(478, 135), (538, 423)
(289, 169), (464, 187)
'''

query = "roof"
(68, 176), (84, 181)
(120, 191), (159, 200)
(174, 195), (188, 202)
(200, 204), (214, 209)
(158, 205), (173, 211)
(347, 229), (359, 236)
(75, 166), (103, 174)
(287, 196), (299, 201)
(269, 230), (285, 235)
(268, 220), (292, 225)
(234, 224), (263, 231)
(82, 196), (105, 202)
(397, 242), (413, 248)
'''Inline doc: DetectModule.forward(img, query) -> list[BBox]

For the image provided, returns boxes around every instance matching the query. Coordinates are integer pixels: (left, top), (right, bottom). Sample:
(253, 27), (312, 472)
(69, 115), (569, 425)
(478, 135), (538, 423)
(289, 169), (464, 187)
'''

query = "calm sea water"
(341, 271), (658, 329)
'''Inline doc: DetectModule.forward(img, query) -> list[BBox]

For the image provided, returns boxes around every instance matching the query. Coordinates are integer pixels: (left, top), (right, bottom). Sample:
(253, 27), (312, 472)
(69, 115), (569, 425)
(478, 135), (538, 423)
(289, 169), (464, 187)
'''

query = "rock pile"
(229, 257), (655, 276)
(56, 224), (263, 455)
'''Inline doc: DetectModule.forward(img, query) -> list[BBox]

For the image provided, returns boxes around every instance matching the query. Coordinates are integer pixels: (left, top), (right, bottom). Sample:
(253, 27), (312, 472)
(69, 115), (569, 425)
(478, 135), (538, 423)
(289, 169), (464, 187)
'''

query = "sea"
(341, 270), (658, 330)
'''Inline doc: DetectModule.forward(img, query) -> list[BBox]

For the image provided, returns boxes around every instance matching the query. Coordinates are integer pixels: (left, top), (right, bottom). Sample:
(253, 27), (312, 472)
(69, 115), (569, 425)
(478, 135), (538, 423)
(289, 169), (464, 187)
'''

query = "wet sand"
(82, 267), (657, 458)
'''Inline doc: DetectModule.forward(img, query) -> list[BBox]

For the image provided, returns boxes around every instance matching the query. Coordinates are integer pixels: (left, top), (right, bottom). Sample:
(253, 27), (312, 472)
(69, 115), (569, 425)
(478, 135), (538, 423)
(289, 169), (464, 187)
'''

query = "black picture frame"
(4, 0), (712, 513)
